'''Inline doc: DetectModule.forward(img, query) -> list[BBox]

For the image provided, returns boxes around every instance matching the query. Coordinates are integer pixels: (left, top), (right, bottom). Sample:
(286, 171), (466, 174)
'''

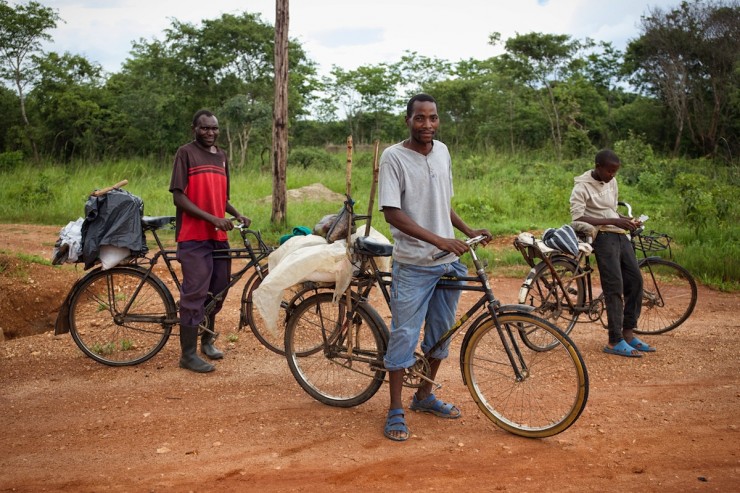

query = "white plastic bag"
(52, 218), (84, 265)
(99, 245), (131, 270)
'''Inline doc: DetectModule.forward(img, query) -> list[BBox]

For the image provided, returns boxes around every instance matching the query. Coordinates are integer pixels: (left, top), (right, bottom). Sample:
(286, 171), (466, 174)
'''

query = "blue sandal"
(603, 339), (642, 358)
(628, 337), (656, 352)
(410, 393), (461, 419)
(384, 408), (409, 441)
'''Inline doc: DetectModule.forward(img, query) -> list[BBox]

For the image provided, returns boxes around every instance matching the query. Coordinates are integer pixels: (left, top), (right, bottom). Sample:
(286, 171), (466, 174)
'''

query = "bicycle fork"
(487, 306), (529, 382)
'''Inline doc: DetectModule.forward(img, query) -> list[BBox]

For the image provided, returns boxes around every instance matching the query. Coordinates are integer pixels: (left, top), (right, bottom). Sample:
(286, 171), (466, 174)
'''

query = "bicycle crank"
(402, 353), (439, 390)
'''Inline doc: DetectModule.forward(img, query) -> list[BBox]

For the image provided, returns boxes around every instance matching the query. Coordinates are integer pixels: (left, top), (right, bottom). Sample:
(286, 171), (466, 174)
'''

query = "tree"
(625, 0), (740, 156)
(31, 52), (108, 160)
(272, 0), (289, 226)
(324, 63), (402, 143)
(0, 0), (61, 161)
(106, 11), (317, 160)
(495, 32), (585, 159)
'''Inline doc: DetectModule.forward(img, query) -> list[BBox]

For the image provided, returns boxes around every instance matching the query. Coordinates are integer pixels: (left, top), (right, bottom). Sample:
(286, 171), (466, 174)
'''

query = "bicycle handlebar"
(432, 235), (488, 260)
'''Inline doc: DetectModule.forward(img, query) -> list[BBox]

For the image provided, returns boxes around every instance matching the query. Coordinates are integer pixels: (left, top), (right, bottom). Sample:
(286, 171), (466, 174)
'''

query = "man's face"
(194, 115), (219, 148)
(406, 101), (439, 145)
(594, 160), (620, 183)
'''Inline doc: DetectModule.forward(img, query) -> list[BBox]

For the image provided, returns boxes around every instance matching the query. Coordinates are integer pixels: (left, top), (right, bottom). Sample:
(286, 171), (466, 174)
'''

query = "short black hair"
(595, 149), (620, 167)
(192, 109), (215, 128)
(406, 93), (437, 118)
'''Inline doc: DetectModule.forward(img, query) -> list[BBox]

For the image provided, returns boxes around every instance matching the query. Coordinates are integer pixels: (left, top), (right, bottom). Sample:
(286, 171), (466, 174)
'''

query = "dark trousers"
(593, 232), (643, 344)
(177, 240), (231, 327)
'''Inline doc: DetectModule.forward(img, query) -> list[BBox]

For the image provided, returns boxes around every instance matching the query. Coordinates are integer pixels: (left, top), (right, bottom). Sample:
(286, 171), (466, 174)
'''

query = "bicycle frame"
(348, 234), (536, 386)
(514, 237), (600, 323)
(515, 200), (691, 334)
(113, 216), (272, 332)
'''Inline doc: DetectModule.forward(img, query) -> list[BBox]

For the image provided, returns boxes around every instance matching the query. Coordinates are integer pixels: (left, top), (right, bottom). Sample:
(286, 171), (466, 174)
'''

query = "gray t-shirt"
(378, 140), (455, 266)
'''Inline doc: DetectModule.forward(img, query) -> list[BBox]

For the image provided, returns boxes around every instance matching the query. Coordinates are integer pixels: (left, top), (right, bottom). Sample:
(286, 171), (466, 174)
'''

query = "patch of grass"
(15, 253), (53, 266)
(1, 153), (736, 290)
(91, 342), (116, 356)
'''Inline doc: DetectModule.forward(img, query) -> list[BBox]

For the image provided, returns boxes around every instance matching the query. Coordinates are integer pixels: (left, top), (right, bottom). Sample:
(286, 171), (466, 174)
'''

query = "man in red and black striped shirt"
(169, 109), (250, 373)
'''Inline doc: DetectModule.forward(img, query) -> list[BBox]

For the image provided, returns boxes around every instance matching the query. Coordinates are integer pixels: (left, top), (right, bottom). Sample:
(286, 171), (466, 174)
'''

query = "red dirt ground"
(0, 224), (738, 492)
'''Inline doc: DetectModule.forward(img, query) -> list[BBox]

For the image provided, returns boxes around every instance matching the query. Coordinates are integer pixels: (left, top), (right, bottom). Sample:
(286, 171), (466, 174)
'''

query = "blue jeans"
(383, 260), (468, 371)
(593, 232), (643, 344)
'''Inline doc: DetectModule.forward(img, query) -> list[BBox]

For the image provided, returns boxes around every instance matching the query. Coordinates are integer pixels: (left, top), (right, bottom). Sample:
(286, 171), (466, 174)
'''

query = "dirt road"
(0, 224), (737, 492)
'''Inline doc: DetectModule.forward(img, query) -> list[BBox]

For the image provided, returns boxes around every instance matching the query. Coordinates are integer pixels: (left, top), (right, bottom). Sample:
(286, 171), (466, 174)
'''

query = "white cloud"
(31, 0), (680, 75)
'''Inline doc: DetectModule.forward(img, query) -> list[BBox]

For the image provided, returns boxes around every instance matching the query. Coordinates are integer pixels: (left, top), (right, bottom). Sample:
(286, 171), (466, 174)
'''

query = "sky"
(29, 0), (683, 78)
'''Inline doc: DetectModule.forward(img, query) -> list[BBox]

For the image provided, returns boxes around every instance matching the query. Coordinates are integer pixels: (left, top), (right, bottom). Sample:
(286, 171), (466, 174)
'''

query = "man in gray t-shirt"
(378, 93), (490, 442)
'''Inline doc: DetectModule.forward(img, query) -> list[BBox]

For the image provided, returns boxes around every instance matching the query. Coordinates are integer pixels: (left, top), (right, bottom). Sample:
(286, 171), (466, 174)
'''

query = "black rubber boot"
(179, 325), (215, 373)
(201, 316), (224, 360)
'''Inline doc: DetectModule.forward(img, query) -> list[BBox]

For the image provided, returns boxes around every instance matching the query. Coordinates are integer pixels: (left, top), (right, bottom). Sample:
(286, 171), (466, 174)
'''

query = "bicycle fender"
(639, 255), (664, 263)
(497, 303), (536, 315)
(55, 267), (108, 335)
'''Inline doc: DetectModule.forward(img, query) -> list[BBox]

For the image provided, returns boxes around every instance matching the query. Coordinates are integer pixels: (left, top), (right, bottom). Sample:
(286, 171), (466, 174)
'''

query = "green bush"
(614, 132), (654, 185)
(0, 151), (24, 172)
(563, 128), (596, 159)
(288, 147), (340, 170)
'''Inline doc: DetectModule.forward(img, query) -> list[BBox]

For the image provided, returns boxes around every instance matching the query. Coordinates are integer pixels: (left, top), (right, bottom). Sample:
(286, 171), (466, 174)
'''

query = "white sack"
(253, 226), (391, 336)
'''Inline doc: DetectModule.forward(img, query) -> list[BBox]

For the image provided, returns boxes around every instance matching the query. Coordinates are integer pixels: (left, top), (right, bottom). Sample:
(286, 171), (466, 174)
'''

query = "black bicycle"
(58, 216), (297, 366)
(515, 202), (698, 338)
(283, 231), (589, 438)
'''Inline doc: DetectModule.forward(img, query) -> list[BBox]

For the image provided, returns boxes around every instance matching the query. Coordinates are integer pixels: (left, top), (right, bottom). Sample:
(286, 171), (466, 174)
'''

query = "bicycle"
(283, 232), (589, 438)
(514, 202), (697, 340)
(59, 215), (302, 366)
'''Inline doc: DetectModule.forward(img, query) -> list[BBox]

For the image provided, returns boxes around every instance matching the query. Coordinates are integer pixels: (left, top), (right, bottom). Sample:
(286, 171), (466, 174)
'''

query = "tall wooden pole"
(271, 0), (289, 226)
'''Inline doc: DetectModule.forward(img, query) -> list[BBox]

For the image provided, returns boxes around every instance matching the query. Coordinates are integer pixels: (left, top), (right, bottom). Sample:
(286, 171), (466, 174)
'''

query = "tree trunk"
(271, 0), (289, 226)
(15, 79), (39, 162)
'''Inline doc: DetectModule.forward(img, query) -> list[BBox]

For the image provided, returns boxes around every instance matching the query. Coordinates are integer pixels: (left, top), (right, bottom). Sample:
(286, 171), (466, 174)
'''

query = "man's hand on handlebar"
(469, 229), (492, 247)
(214, 215), (252, 232)
(433, 231), (492, 259)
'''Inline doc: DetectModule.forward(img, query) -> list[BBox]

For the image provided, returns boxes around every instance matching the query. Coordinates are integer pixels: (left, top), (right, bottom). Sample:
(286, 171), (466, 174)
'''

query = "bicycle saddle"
(354, 236), (393, 257)
(141, 216), (175, 231)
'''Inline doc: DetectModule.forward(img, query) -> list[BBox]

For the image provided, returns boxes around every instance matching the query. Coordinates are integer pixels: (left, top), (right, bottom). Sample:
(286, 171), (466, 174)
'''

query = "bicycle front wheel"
(284, 292), (388, 408)
(69, 266), (176, 366)
(241, 267), (332, 356)
(462, 313), (589, 438)
(635, 258), (697, 334)
(241, 267), (284, 355)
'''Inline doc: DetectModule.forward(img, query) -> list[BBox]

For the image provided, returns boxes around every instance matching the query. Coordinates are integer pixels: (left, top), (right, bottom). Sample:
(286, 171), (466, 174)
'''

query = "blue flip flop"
(603, 339), (642, 358)
(628, 337), (656, 352)
(384, 408), (409, 441)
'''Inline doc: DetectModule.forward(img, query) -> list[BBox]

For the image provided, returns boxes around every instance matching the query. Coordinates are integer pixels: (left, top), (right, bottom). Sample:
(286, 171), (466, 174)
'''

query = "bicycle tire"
(241, 267), (283, 355)
(284, 292), (388, 408)
(241, 267), (332, 356)
(635, 258), (697, 334)
(520, 257), (585, 338)
(69, 266), (176, 366)
(461, 312), (589, 438)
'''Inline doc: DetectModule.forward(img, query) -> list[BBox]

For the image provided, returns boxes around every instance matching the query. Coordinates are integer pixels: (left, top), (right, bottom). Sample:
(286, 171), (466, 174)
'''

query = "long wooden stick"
(345, 135), (353, 245)
(344, 136), (353, 320)
(364, 140), (380, 237)
(92, 179), (128, 197)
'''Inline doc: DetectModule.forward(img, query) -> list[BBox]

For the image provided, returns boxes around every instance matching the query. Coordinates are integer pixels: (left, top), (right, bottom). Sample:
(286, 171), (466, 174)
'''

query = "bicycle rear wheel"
(461, 312), (588, 438)
(519, 257), (585, 348)
(635, 258), (697, 334)
(284, 292), (388, 407)
(69, 266), (176, 366)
